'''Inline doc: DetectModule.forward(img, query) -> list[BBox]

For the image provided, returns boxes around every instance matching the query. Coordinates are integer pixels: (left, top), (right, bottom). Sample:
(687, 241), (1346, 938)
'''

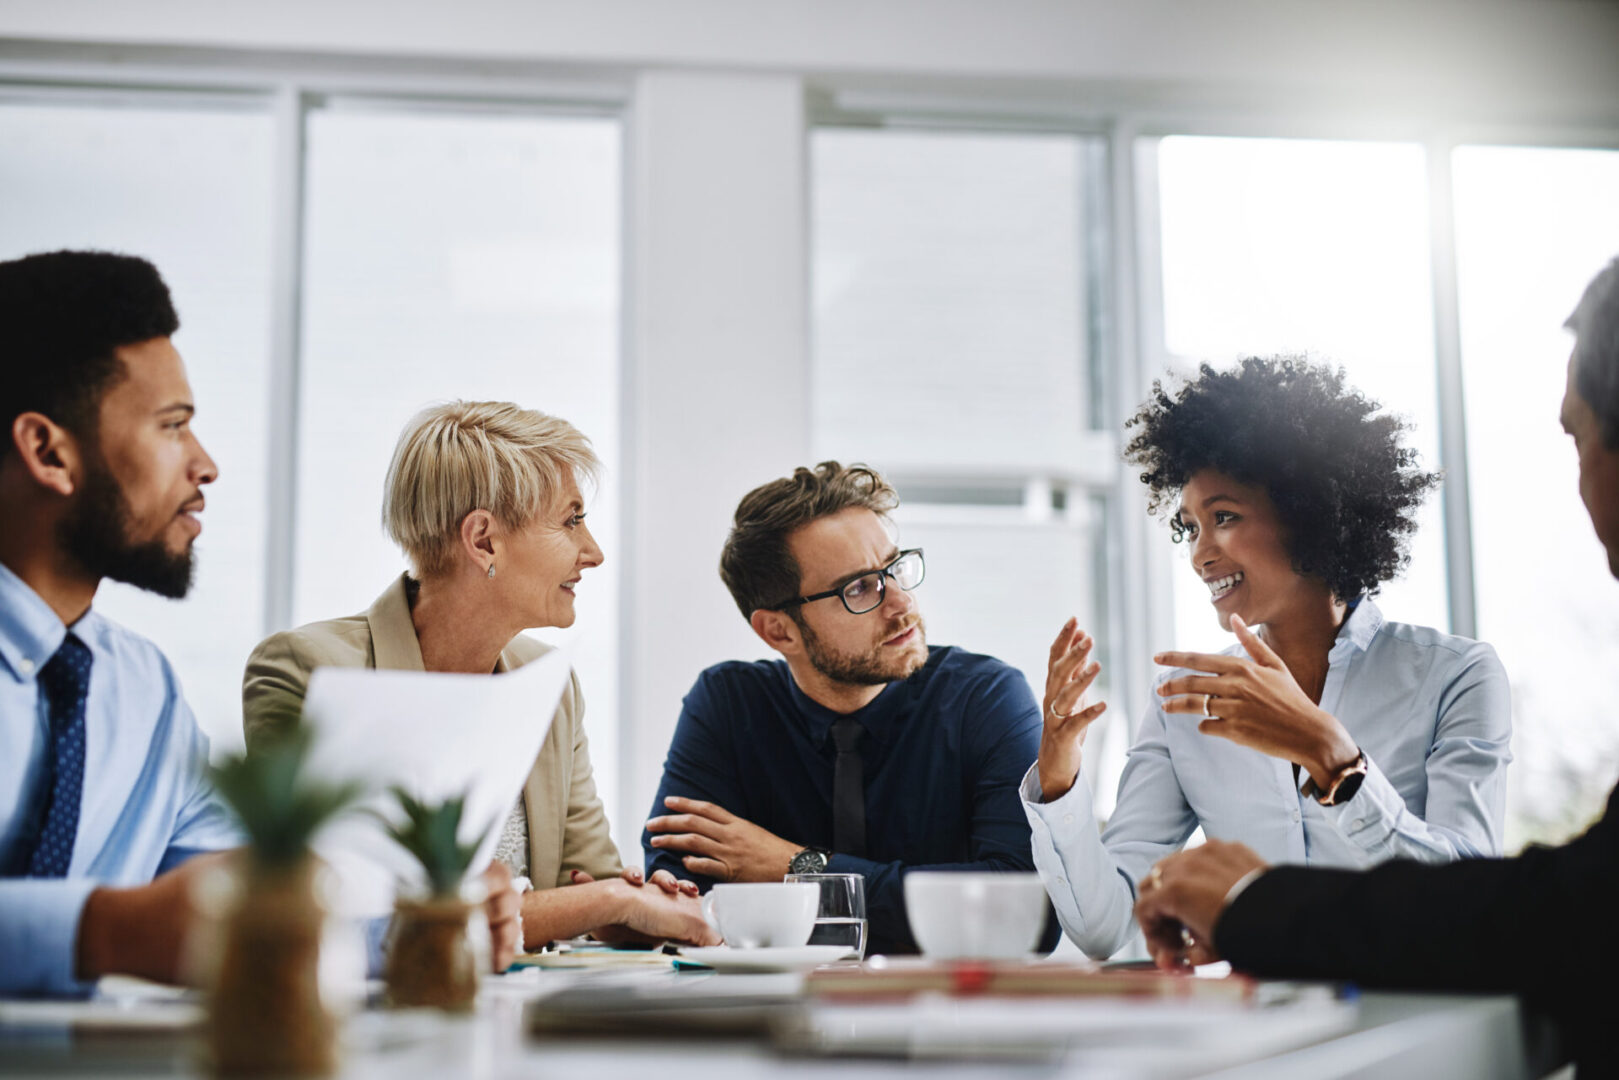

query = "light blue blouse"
(1022, 599), (1512, 960)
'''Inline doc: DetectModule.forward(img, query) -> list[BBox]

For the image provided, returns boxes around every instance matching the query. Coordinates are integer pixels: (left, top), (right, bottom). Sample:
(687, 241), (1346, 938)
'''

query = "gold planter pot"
(207, 856), (337, 1077)
(384, 894), (481, 1011)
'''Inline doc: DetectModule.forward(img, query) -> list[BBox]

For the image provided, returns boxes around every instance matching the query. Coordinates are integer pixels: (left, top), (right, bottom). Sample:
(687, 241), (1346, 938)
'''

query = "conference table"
(0, 962), (1563, 1079)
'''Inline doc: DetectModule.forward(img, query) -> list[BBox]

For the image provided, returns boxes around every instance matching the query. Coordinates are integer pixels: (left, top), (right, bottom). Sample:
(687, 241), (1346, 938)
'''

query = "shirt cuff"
(0, 878), (102, 996)
(1018, 761), (1093, 816)
(825, 853), (883, 877)
(1318, 754), (1406, 854)
(1223, 867), (1265, 908)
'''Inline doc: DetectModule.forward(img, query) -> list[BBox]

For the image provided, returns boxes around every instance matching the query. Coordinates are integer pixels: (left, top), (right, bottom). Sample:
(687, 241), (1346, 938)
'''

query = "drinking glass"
(783, 872), (867, 959)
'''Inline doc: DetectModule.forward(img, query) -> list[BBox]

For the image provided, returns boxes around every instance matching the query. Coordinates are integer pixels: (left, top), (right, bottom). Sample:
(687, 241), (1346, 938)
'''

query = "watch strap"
(1303, 749), (1369, 806)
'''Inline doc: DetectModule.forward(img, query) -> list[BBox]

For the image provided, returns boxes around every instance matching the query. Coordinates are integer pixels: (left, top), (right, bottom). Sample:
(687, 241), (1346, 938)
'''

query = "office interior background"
(2, 1), (1618, 865)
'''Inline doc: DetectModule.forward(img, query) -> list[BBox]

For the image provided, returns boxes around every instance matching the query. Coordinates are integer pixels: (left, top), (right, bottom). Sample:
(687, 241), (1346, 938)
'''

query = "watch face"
(789, 849), (828, 875)
(1329, 769), (1368, 806)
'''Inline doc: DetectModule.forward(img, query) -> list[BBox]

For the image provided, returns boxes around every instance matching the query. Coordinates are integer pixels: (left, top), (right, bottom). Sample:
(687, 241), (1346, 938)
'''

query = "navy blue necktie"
(831, 717), (867, 859)
(25, 634), (93, 878)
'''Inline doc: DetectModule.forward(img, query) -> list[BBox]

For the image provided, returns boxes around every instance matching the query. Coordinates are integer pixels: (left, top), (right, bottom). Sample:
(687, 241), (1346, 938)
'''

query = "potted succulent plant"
(380, 788), (493, 1011)
(206, 724), (363, 1077)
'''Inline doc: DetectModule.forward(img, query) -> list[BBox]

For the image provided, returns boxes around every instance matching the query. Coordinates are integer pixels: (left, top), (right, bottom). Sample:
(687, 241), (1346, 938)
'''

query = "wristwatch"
(788, 847), (830, 874)
(1303, 749), (1369, 807)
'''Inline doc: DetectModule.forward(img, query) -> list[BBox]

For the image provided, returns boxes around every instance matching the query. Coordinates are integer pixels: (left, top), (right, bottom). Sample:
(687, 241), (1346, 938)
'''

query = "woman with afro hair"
(1021, 356), (1512, 961)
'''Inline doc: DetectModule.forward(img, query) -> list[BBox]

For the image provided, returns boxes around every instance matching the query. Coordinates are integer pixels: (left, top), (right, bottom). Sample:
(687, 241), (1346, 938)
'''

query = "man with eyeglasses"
(643, 461), (1059, 955)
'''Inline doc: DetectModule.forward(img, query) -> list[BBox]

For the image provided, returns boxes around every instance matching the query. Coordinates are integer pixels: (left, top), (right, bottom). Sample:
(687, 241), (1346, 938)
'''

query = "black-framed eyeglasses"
(774, 548), (926, 616)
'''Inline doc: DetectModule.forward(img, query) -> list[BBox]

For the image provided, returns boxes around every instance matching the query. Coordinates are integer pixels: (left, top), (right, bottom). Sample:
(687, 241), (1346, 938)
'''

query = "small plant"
(382, 787), (491, 898)
(380, 788), (497, 1010)
(211, 722), (364, 869)
(206, 720), (362, 1077)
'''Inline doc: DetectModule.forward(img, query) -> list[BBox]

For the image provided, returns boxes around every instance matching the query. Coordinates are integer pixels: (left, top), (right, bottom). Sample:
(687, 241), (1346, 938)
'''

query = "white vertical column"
(263, 84), (308, 637)
(1426, 137), (1477, 640)
(617, 71), (810, 858)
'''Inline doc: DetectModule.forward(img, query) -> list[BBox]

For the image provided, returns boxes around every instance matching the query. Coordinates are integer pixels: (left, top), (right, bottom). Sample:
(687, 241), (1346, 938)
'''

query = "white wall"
(622, 71), (809, 852)
(3, 1), (1618, 123)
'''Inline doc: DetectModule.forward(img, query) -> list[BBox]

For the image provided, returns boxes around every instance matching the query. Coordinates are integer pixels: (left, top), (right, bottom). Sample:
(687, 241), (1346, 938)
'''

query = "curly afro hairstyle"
(1123, 356), (1441, 601)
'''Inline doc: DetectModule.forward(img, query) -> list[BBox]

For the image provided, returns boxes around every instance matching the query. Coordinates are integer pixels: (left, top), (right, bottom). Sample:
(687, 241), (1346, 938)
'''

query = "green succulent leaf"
(210, 721), (364, 868)
(381, 786), (493, 897)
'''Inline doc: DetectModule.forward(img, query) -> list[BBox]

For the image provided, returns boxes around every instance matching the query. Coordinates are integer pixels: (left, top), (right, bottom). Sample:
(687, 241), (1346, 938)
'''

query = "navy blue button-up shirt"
(644, 645), (1059, 954)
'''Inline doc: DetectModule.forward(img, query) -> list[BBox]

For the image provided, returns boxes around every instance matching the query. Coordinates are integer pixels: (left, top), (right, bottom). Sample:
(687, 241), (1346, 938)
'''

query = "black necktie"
(22, 635), (93, 877)
(831, 716), (867, 858)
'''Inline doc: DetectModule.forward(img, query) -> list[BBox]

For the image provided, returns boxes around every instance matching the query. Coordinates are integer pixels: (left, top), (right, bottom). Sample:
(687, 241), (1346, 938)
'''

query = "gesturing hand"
(1154, 614), (1359, 789)
(1036, 617), (1108, 802)
(645, 796), (800, 882)
(1133, 839), (1268, 973)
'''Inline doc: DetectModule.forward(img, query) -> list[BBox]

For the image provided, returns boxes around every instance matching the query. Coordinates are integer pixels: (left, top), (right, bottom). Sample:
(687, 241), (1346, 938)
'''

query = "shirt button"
(1055, 877), (1066, 886)
(18, 658), (33, 675)
(1291, 809), (1302, 823)
(1062, 813), (1075, 825)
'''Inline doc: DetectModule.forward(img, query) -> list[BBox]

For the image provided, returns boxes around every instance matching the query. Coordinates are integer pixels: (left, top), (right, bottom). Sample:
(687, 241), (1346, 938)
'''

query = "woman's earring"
(487, 564), (496, 579)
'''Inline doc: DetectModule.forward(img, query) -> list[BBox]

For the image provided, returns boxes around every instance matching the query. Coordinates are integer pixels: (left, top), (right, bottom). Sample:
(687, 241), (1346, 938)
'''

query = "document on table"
(300, 644), (572, 917)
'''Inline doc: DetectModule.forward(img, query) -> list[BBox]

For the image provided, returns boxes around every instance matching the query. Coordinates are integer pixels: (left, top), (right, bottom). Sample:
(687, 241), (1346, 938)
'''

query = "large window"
(0, 90), (622, 800)
(296, 103), (623, 823)
(1149, 135), (1449, 654)
(812, 126), (1129, 800)
(0, 95), (276, 756)
(1453, 145), (1619, 846)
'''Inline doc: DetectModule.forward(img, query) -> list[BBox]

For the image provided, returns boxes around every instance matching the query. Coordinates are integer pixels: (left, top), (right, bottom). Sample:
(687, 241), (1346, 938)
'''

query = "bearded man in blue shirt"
(0, 250), (520, 995)
(643, 461), (1059, 955)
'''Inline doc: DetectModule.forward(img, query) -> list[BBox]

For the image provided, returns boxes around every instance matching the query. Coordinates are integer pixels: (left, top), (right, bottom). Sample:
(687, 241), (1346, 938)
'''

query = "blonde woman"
(243, 401), (717, 949)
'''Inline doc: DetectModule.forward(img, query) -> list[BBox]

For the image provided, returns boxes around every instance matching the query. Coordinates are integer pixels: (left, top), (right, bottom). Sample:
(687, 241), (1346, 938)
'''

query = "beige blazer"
(241, 574), (623, 889)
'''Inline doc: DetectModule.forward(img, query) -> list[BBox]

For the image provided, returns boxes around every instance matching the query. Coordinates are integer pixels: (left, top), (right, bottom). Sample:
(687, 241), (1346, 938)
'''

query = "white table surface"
(0, 966), (1559, 1080)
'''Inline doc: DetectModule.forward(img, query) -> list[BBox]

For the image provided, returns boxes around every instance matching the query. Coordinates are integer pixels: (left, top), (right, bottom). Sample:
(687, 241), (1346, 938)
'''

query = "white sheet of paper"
(299, 643), (572, 917)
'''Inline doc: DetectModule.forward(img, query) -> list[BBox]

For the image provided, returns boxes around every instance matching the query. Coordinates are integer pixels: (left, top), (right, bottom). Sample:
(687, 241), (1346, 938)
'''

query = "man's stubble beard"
(58, 450), (195, 600)
(798, 613), (928, 687)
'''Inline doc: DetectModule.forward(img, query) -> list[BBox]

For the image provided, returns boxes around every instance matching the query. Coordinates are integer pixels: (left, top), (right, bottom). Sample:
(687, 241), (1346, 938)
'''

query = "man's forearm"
(77, 883), (190, 985)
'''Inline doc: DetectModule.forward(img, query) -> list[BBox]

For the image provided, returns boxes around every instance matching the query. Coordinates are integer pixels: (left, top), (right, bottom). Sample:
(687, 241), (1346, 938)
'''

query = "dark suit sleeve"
(1217, 788), (1619, 1044)
(641, 673), (745, 889)
(828, 664), (1062, 953)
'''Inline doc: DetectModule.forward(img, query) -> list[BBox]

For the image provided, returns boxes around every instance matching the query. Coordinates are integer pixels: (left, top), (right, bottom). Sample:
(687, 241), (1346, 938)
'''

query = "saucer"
(677, 945), (852, 972)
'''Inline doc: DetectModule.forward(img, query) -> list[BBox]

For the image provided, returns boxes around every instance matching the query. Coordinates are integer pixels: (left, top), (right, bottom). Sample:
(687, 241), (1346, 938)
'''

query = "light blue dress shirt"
(1022, 600), (1513, 960)
(0, 562), (239, 996)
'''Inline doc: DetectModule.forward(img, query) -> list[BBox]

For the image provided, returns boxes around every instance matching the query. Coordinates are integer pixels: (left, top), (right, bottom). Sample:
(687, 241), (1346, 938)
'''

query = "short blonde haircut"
(382, 400), (601, 577)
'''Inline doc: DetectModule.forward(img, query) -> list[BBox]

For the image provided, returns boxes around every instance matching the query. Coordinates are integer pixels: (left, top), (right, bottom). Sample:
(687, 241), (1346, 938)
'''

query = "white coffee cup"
(701, 882), (818, 948)
(903, 872), (1049, 959)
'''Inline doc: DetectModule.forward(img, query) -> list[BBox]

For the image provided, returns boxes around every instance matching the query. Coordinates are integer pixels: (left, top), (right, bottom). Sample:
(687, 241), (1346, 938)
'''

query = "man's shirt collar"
(786, 647), (940, 749)
(0, 560), (70, 684)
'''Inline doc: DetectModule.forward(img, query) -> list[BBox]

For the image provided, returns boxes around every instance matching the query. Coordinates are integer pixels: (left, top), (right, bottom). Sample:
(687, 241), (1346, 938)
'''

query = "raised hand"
(1036, 617), (1108, 802)
(1154, 614), (1359, 789)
